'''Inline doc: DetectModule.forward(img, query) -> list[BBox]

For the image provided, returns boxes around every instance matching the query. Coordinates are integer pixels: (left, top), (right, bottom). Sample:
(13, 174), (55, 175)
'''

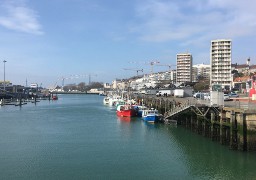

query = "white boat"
(108, 95), (123, 106)
(103, 97), (110, 105)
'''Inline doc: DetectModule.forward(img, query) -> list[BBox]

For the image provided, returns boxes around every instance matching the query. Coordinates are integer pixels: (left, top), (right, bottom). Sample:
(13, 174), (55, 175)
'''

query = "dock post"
(238, 113), (247, 151)
(202, 119), (208, 137)
(190, 115), (193, 131)
(230, 110), (238, 150)
(220, 110), (224, 145)
(211, 112), (216, 141)
(19, 96), (22, 106)
(186, 116), (189, 128)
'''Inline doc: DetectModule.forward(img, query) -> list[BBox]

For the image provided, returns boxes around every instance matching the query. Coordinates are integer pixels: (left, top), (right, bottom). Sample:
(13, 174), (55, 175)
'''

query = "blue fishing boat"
(142, 109), (162, 123)
(134, 105), (148, 117)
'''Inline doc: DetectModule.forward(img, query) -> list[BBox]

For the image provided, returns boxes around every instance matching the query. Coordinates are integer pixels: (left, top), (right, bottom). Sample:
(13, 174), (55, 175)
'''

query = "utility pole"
(3, 60), (7, 91)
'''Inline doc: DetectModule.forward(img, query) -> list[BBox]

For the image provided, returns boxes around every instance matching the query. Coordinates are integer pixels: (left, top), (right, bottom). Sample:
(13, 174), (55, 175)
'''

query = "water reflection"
(167, 127), (256, 179)
(143, 121), (158, 129)
(117, 116), (132, 122)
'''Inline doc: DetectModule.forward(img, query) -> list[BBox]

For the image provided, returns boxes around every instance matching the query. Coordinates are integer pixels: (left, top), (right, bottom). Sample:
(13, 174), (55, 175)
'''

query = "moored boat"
(142, 108), (162, 123)
(134, 105), (148, 117)
(103, 97), (110, 105)
(52, 94), (58, 100)
(116, 104), (137, 117)
(108, 95), (123, 106)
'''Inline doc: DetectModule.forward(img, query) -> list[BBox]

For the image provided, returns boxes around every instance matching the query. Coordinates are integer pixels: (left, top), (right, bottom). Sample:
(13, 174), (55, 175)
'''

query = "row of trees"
(57, 82), (103, 92)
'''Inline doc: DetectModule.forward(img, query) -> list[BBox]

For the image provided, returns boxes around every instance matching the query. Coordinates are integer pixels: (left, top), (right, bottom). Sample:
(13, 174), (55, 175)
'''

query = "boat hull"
(116, 109), (137, 117)
(143, 115), (160, 123)
(142, 109), (161, 123)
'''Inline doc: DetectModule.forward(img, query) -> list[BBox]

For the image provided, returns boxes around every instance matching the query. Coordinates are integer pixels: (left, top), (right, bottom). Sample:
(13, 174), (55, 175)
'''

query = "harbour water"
(0, 94), (255, 180)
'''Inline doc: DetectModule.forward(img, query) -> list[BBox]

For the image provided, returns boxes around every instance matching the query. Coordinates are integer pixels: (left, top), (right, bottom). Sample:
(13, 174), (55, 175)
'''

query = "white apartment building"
(170, 70), (176, 84)
(192, 64), (210, 82)
(112, 79), (128, 90)
(176, 53), (192, 84)
(210, 39), (232, 90)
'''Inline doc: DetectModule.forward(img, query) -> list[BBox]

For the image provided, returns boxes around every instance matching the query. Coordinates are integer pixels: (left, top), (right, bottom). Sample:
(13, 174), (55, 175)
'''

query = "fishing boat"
(116, 104), (137, 117)
(103, 97), (110, 105)
(142, 108), (162, 123)
(108, 95), (123, 106)
(52, 94), (58, 100)
(134, 105), (148, 117)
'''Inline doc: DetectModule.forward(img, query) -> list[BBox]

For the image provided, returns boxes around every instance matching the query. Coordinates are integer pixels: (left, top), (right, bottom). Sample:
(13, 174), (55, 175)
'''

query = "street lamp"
(3, 60), (7, 91)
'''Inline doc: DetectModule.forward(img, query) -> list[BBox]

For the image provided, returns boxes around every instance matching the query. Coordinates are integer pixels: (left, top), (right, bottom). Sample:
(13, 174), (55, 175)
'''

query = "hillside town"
(1, 39), (256, 99)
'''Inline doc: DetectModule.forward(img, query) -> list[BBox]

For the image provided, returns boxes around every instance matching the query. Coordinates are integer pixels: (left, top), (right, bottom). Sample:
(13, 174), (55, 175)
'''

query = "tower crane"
(155, 64), (176, 72)
(123, 68), (143, 76)
(129, 60), (160, 74)
(70, 74), (97, 85)
(55, 74), (97, 90)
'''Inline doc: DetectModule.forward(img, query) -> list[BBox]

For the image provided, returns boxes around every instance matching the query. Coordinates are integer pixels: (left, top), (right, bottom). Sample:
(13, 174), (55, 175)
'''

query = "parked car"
(229, 92), (239, 98)
(224, 94), (230, 101)
(193, 92), (202, 98)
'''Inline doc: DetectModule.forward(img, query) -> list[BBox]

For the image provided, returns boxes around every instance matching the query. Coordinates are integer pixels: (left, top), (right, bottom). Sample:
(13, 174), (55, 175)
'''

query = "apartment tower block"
(176, 53), (192, 84)
(210, 39), (232, 90)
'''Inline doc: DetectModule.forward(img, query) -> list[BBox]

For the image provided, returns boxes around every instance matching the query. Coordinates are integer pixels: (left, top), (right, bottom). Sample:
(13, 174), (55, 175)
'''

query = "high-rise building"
(176, 53), (192, 84)
(210, 39), (232, 90)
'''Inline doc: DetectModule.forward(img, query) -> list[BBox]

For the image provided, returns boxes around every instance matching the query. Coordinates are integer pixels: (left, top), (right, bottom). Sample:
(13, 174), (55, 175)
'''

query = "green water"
(0, 95), (255, 180)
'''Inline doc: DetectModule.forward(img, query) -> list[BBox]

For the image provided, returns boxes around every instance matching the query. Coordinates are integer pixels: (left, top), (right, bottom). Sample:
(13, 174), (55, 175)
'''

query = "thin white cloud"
(0, 0), (43, 35)
(132, 0), (256, 43)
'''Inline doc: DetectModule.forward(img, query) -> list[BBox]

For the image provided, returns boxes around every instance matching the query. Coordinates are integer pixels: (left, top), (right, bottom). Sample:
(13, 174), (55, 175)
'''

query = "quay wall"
(137, 95), (256, 151)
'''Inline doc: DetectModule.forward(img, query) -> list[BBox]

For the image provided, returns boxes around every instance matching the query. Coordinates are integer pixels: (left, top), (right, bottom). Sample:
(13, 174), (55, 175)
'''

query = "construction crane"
(69, 74), (97, 85)
(155, 64), (176, 72)
(54, 74), (97, 90)
(129, 60), (160, 74)
(123, 68), (143, 76)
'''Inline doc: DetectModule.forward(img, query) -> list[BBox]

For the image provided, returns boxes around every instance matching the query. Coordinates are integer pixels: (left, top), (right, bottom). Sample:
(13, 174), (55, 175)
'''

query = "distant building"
(249, 65), (256, 74)
(111, 79), (128, 90)
(231, 63), (249, 73)
(210, 39), (232, 90)
(176, 53), (192, 84)
(170, 70), (176, 84)
(0, 80), (12, 86)
(232, 58), (256, 75)
(103, 83), (111, 89)
(30, 83), (38, 89)
(192, 64), (210, 82)
(111, 79), (121, 89)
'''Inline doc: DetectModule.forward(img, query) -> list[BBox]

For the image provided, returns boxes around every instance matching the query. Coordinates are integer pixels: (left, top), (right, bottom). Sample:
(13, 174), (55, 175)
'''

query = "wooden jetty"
(139, 95), (256, 151)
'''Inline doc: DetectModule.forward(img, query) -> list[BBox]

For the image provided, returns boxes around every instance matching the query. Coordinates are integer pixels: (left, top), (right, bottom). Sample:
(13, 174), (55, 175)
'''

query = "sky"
(0, 0), (256, 88)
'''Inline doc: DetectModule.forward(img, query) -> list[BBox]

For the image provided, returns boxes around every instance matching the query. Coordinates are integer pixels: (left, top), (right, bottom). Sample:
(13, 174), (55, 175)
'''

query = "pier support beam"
(230, 110), (238, 150)
(238, 113), (247, 151)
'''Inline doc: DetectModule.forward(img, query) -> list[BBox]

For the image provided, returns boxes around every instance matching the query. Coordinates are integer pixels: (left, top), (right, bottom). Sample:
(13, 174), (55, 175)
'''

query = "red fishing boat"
(116, 104), (137, 117)
(52, 94), (58, 100)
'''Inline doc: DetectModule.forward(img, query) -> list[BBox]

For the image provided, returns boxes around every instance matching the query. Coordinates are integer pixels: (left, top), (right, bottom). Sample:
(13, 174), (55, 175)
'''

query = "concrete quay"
(135, 94), (256, 151)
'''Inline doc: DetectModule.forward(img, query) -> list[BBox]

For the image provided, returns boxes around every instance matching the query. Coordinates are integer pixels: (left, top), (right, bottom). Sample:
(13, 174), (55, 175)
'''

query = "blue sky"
(0, 0), (256, 88)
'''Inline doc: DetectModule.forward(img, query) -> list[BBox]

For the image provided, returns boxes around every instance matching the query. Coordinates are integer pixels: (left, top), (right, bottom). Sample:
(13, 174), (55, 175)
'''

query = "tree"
(77, 82), (86, 92)
(89, 82), (103, 89)
(194, 80), (210, 92)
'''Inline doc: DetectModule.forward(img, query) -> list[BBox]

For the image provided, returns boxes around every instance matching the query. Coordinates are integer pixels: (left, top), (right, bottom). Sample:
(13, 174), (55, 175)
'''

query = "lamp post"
(3, 60), (7, 91)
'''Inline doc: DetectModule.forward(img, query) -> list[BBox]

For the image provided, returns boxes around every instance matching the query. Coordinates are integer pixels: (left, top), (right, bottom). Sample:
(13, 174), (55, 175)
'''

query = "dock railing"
(164, 97), (203, 119)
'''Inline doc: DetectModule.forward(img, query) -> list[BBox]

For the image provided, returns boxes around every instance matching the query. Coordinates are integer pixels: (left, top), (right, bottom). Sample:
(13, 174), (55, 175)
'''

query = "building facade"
(176, 53), (192, 84)
(210, 39), (232, 90)
(192, 64), (210, 82)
